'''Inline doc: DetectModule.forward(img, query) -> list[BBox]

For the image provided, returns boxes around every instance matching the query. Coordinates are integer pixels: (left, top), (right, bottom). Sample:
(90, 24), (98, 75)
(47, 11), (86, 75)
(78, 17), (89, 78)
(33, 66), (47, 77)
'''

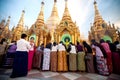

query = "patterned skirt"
(86, 53), (95, 73)
(58, 51), (68, 71)
(96, 56), (109, 75)
(69, 53), (77, 71)
(77, 52), (86, 71)
(42, 50), (50, 70)
(32, 50), (43, 69)
(50, 51), (57, 71)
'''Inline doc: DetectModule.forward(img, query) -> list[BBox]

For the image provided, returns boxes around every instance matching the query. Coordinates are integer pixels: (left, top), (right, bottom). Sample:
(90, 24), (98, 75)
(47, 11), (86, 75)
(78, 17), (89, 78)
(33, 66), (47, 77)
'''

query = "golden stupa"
(0, 0), (81, 46)
(88, 0), (117, 43)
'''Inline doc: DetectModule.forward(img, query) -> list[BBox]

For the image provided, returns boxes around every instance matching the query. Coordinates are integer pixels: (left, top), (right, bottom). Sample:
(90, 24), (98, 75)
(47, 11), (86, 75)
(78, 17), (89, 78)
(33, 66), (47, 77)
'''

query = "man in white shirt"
(10, 34), (31, 78)
(16, 38), (31, 52)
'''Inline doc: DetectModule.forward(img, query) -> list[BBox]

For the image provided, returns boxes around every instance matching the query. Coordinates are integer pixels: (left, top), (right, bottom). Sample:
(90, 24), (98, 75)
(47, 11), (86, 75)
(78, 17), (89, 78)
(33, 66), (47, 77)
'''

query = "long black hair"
(100, 39), (105, 43)
(82, 41), (88, 47)
(82, 41), (92, 53)
(53, 42), (57, 46)
(46, 43), (52, 49)
(21, 34), (27, 39)
(77, 41), (79, 45)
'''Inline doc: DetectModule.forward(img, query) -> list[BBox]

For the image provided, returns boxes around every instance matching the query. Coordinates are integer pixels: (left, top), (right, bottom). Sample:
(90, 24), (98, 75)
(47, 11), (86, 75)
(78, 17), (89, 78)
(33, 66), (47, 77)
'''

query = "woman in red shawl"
(100, 39), (112, 74)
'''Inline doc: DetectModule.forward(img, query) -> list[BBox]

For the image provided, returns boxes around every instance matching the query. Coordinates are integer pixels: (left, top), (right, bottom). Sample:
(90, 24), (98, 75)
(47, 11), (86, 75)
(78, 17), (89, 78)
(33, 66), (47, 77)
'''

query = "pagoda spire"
(54, 0), (57, 2)
(5, 16), (10, 30)
(50, 0), (59, 17)
(63, 0), (70, 17)
(37, 1), (44, 22)
(12, 26), (15, 31)
(1, 16), (11, 39)
(46, 0), (60, 28)
(94, 0), (104, 23)
(18, 10), (25, 26)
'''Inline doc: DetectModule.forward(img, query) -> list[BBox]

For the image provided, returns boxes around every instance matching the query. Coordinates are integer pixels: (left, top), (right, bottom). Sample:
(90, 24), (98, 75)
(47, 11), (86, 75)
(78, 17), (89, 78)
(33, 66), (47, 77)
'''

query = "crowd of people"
(0, 33), (120, 78)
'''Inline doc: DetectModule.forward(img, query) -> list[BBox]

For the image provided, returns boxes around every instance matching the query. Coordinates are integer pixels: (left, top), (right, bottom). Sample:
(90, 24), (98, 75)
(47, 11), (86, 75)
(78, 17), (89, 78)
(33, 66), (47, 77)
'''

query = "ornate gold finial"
(54, 0), (57, 2)
(18, 10), (25, 26)
(65, 0), (68, 8)
(22, 10), (25, 13)
(94, 0), (97, 4)
(93, 0), (104, 24)
(7, 16), (10, 23)
(7, 16), (11, 23)
(8, 16), (11, 19)
(6, 16), (10, 24)
(37, 1), (44, 20)
(41, 1), (44, 5)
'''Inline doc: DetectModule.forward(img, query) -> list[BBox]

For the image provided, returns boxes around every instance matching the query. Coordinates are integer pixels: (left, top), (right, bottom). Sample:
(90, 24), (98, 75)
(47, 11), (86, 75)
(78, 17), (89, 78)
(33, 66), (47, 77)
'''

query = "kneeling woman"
(10, 34), (31, 78)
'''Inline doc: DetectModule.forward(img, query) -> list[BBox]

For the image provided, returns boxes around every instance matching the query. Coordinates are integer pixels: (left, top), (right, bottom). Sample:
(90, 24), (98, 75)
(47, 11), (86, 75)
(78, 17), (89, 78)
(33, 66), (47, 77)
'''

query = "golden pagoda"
(55, 0), (80, 45)
(12, 10), (25, 41)
(0, 19), (6, 40)
(46, 0), (60, 42)
(29, 1), (49, 46)
(0, 0), (81, 45)
(1, 16), (11, 40)
(88, 0), (117, 43)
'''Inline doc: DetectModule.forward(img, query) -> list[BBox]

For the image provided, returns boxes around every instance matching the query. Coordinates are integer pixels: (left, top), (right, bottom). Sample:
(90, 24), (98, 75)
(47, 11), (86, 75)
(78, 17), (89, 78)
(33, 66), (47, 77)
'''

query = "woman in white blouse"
(69, 42), (77, 71)
(50, 42), (58, 71)
(57, 41), (68, 71)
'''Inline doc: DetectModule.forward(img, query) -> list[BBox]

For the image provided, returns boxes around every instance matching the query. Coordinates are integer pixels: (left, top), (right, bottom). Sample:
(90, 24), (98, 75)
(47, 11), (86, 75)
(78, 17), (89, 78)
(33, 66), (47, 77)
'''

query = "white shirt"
(57, 43), (66, 51)
(51, 45), (58, 52)
(16, 39), (31, 52)
(116, 44), (120, 49)
(70, 45), (77, 54)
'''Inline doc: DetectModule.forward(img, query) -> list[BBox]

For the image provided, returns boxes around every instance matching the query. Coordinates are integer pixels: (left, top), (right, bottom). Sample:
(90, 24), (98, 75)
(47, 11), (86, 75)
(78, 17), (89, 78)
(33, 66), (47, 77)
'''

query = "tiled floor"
(0, 68), (120, 80)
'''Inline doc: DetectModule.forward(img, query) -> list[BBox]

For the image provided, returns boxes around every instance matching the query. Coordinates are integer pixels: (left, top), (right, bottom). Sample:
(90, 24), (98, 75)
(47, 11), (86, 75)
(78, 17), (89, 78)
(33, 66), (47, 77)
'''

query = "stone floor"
(0, 68), (120, 80)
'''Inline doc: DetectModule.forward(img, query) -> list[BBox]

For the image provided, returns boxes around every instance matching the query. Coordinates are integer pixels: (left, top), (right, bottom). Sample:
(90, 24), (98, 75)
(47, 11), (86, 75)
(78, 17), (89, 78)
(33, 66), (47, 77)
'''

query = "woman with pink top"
(28, 37), (35, 71)
(91, 40), (109, 75)
(100, 39), (112, 74)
